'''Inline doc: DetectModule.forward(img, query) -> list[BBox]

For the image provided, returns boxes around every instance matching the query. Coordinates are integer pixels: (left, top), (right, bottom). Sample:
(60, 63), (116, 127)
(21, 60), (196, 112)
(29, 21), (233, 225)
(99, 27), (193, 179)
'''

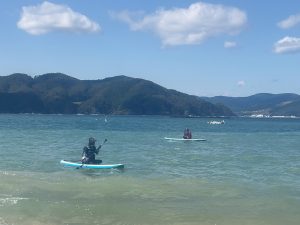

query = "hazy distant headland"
(203, 94), (300, 117)
(0, 73), (234, 116)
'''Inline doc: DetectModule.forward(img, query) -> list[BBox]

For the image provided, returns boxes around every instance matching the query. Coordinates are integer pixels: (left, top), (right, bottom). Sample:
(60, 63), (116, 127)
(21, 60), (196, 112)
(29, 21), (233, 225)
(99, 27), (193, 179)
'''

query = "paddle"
(98, 138), (107, 151)
(77, 138), (108, 169)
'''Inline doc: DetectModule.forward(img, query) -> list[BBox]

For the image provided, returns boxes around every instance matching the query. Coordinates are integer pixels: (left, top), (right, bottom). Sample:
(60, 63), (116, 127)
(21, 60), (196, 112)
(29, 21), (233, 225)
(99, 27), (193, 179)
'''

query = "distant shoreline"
(0, 113), (298, 119)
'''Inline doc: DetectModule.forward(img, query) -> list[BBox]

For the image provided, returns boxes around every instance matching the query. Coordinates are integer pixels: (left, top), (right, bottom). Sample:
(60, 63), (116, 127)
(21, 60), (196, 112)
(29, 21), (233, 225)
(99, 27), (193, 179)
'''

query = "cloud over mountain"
(278, 13), (300, 29)
(17, 1), (100, 35)
(274, 36), (300, 54)
(237, 80), (245, 87)
(224, 41), (237, 48)
(113, 2), (247, 46)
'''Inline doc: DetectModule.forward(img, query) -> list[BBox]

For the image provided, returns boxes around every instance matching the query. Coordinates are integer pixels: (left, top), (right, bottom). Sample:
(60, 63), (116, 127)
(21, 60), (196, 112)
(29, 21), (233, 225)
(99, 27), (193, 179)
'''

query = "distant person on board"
(183, 128), (192, 139)
(81, 137), (102, 164)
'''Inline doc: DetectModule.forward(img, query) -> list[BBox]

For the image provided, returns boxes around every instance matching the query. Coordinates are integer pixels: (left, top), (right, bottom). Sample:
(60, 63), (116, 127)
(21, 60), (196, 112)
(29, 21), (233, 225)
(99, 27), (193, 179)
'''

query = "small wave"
(0, 171), (16, 176)
(0, 196), (29, 207)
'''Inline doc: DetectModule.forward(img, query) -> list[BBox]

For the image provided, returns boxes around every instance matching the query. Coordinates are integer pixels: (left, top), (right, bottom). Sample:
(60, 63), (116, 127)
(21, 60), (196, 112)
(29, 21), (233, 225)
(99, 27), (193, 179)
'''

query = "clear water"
(0, 114), (299, 225)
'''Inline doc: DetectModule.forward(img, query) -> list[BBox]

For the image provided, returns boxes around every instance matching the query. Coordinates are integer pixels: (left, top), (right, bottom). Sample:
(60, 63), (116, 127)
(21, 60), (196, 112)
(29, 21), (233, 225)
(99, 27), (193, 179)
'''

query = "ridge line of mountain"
(0, 73), (234, 116)
(203, 93), (300, 117)
(1, 73), (299, 116)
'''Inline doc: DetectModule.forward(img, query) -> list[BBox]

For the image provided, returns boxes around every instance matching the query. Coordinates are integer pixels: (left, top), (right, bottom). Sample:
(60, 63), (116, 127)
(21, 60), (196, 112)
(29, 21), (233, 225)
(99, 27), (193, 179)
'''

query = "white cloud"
(237, 80), (245, 87)
(278, 14), (300, 29)
(17, 1), (100, 35)
(113, 2), (247, 46)
(224, 41), (237, 48)
(273, 36), (300, 54)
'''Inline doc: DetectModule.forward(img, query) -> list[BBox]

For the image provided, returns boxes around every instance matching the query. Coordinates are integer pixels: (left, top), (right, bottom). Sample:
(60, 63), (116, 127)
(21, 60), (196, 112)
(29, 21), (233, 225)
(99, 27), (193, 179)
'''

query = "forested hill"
(0, 73), (234, 116)
(203, 93), (300, 116)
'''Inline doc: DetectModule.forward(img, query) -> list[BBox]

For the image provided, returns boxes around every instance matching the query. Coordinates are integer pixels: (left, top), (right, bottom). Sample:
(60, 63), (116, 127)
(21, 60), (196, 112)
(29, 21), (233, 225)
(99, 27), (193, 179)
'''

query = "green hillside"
(0, 73), (234, 116)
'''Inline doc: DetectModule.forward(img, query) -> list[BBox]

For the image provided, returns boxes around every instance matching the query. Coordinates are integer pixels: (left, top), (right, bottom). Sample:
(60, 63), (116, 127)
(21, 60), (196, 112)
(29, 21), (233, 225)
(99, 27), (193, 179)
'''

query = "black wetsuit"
(82, 144), (102, 164)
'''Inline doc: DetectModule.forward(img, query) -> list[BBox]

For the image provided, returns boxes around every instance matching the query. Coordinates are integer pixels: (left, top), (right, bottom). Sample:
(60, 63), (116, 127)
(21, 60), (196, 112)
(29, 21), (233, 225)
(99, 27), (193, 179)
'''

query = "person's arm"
(96, 145), (101, 154)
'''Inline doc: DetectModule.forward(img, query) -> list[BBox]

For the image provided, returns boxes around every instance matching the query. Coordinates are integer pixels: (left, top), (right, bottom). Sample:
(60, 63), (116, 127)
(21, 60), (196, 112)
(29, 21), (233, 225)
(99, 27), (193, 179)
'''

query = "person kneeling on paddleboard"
(183, 128), (192, 139)
(82, 137), (102, 164)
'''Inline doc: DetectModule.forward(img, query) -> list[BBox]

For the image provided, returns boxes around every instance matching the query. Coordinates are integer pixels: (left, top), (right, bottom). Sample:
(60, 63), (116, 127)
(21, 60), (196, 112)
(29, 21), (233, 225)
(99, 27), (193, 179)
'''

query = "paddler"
(81, 137), (102, 164)
(183, 128), (192, 139)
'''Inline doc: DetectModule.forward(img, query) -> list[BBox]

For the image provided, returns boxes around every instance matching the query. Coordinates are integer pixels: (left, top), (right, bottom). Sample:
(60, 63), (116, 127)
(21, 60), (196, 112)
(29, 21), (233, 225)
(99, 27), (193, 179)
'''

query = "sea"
(0, 114), (299, 225)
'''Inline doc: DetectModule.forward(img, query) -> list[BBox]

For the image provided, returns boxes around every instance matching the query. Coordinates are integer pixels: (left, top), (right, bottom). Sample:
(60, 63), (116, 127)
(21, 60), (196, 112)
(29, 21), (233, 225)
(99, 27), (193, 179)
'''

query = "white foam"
(0, 197), (29, 206)
(0, 171), (16, 176)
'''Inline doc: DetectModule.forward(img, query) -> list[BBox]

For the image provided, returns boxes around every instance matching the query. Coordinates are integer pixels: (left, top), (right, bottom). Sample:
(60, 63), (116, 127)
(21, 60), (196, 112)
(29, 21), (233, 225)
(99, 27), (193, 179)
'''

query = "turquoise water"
(0, 114), (299, 225)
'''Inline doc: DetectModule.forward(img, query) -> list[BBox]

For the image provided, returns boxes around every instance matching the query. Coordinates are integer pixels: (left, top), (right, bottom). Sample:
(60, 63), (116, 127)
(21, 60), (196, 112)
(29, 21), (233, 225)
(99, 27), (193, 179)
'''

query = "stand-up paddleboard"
(164, 137), (206, 141)
(60, 160), (124, 169)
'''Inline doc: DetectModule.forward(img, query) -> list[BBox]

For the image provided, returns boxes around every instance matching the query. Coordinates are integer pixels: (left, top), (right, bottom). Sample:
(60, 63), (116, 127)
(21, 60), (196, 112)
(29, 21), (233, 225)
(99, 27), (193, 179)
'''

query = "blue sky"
(0, 1), (300, 97)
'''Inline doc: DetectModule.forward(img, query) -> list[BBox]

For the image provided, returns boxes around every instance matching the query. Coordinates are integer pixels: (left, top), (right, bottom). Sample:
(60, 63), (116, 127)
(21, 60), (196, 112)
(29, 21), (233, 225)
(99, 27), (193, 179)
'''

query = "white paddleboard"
(164, 137), (206, 141)
(60, 160), (124, 169)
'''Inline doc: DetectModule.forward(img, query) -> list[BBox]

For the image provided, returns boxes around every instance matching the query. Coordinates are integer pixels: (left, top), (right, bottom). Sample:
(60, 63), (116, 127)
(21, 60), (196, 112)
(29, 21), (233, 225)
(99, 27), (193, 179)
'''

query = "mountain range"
(0, 73), (234, 116)
(203, 93), (300, 116)
(1, 73), (299, 117)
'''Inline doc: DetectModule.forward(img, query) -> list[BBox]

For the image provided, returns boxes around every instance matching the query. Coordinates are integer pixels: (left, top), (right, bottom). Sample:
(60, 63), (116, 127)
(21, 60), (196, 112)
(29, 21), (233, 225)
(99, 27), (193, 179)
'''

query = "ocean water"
(0, 114), (299, 225)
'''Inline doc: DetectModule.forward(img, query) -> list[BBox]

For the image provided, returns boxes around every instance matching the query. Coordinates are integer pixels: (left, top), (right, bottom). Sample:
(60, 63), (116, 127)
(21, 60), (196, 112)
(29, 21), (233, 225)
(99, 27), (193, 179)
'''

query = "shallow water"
(0, 114), (299, 224)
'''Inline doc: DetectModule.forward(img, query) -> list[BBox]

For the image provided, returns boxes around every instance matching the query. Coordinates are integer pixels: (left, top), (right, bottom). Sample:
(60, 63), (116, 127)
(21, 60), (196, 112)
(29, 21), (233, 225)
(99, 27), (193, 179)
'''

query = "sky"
(0, 0), (300, 97)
